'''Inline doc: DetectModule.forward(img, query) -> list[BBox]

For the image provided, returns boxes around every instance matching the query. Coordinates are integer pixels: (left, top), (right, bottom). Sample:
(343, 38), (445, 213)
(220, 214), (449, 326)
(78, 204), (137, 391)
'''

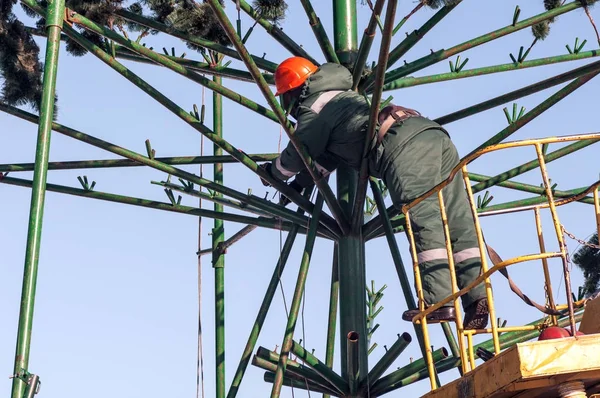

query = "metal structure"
(2, 0), (600, 397)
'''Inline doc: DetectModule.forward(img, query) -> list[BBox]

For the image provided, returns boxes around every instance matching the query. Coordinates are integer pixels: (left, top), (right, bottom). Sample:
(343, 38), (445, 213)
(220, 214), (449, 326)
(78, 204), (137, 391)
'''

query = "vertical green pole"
(212, 73), (226, 398)
(323, 245), (339, 398)
(333, 1), (367, 394)
(11, 0), (64, 397)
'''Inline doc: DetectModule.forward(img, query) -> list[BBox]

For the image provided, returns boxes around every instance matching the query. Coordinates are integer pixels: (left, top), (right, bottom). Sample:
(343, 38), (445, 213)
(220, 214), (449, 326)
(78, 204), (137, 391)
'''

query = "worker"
(259, 57), (489, 330)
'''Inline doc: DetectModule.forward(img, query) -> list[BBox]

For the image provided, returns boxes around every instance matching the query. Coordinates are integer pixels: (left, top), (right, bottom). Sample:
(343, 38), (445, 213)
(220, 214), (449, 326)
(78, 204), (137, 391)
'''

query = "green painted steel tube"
(471, 139), (599, 194)
(379, 1), (584, 87)
(0, 176), (302, 231)
(55, 23), (341, 235)
(226, 188), (311, 398)
(234, 0), (318, 65)
(323, 245), (339, 398)
(370, 347), (448, 396)
(207, 0), (350, 235)
(384, 49), (600, 91)
(351, 0), (397, 231)
(41, 7), (279, 123)
(366, 332), (412, 386)
(270, 195), (326, 397)
(436, 58), (600, 126)
(351, 0), (385, 89)
(290, 340), (349, 395)
(213, 75), (226, 398)
(0, 104), (325, 233)
(256, 345), (342, 394)
(11, 0), (65, 396)
(263, 372), (339, 396)
(0, 154), (279, 172)
(465, 69), (600, 156)
(299, 0), (339, 63)
(332, 0), (358, 66)
(115, 9), (279, 73)
(346, 331), (359, 394)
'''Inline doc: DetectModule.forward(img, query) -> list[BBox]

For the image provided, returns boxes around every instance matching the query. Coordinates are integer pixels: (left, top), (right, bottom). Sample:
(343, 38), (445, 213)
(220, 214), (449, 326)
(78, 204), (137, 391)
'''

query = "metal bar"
(361, 2), (461, 91)
(346, 331), (359, 395)
(595, 189), (600, 239)
(115, 9), (279, 72)
(57, 8), (280, 123)
(234, 0), (318, 65)
(290, 340), (349, 395)
(366, 332), (412, 386)
(212, 74), (226, 398)
(332, 0), (358, 66)
(0, 104), (324, 232)
(351, 0), (385, 89)
(197, 225), (257, 256)
(227, 189), (311, 398)
(323, 245), (339, 398)
(299, 0), (339, 63)
(0, 154), (279, 172)
(53, 23), (342, 236)
(207, 0), (350, 235)
(270, 195), (325, 397)
(534, 208), (558, 325)
(0, 176), (300, 231)
(378, 1), (584, 88)
(436, 58), (600, 126)
(11, 0), (65, 395)
(384, 49), (600, 91)
(351, 0), (397, 231)
(263, 372), (339, 396)
(471, 138), (598, 194)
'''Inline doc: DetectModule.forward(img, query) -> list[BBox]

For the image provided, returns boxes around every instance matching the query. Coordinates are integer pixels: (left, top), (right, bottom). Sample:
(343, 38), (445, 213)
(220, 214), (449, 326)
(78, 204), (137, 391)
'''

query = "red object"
(567, 328), (585, 336)
(274, 57), (318, 95)
(538, 326), (570, 340)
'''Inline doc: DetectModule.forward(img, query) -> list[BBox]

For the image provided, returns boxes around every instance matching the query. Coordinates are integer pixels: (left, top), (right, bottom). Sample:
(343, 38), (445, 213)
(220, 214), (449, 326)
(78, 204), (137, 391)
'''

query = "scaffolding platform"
(422, 334), (600, 398)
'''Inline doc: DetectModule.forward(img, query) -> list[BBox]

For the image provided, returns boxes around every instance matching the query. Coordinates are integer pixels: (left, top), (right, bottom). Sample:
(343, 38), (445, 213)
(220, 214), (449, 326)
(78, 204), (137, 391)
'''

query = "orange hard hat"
(274, 57), (318, 95)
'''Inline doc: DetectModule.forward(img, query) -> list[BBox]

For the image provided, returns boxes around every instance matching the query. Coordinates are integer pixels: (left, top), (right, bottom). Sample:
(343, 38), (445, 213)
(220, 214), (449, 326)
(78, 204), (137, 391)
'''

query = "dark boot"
(402, 306), (456, 324)
(463, 297), (489, 330)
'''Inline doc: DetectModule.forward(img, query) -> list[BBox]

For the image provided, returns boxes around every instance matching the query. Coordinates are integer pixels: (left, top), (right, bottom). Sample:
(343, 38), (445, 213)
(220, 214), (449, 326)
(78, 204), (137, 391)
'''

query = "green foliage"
(252, 0), (287, 24)
(572, 233), (600, 297)
(532, 21), (551, 40)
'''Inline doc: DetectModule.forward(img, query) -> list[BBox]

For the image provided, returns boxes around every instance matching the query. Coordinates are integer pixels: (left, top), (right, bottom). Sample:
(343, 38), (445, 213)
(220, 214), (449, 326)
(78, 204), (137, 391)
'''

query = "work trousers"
(381, 129), (486, 310)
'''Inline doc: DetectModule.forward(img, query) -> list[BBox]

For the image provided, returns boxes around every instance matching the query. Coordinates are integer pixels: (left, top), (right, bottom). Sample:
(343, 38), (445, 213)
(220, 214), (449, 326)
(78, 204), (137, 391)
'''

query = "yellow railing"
(400, 132), (600, 389)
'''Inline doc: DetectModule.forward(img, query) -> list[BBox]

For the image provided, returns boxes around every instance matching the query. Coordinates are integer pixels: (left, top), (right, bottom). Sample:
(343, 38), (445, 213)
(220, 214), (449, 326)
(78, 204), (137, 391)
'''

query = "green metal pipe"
(226, 189), (311, 398)
(351, 0), (385, 89)
(263, 372), (340, 396)
(0, 154), (280, 172)
(346, 331), (359, 395)
(376, 0), (584, 89)
(0, 176), (301, 231)
(323, 245), (339, 398)
(207, 0), (350, 235)
(332, 0), (358, 66)
(361, 2), (461, 91)
(370, 347), (448, 395)
(351, 0), (397, 232)
(0, 104), (327, 233)
(471, 139), (599, 194)
(256, 346), (343, 395)
(290, 340), (349, 395)
(11, 0), (65, 395)
(115, 9), (279, 73)
(436, 58), (600, 126)
(55, 23), (340, 235)
(270, 195), (325, 397)
(299, 0), (339, 63)
(384, 49), (600, 91)
(366, 332), (412, 386)
(234, 0), (318, 65)
(212, 74), (226, 398)
(361, 202), (399, 241)
(52, 8), (280, 123)
(465, 67), (600, 156)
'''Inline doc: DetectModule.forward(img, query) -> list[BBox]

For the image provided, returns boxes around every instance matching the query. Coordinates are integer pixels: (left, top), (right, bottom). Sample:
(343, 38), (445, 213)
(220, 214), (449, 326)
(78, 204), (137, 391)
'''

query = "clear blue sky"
(1, 1), (599, 397)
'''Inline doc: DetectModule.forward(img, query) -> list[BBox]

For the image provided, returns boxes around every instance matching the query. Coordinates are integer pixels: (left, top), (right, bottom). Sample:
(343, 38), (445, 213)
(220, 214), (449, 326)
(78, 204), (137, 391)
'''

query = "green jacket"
(270, 63), (447, 184)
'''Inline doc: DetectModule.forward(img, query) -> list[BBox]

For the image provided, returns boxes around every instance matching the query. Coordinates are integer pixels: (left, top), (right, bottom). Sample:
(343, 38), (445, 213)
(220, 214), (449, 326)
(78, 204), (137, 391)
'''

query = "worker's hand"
(279, 180), (304, 206)
(258, 163), (273, 187)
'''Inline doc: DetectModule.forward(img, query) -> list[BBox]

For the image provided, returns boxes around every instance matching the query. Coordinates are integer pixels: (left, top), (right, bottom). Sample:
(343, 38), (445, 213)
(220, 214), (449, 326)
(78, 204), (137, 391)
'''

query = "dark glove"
(258, 163), (273, 187)
(279, 179), (304, 206)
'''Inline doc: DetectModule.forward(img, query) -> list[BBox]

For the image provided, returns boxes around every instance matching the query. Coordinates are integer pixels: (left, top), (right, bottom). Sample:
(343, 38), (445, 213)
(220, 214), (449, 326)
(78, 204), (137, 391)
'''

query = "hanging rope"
(196, 83), (206, 398)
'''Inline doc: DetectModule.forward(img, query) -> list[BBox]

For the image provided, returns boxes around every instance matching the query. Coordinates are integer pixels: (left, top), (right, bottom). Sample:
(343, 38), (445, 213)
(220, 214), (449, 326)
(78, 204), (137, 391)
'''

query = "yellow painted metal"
(534, 207), (558, 326)
(438, 190), (469, 373)
(466, 332), (476, 370)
